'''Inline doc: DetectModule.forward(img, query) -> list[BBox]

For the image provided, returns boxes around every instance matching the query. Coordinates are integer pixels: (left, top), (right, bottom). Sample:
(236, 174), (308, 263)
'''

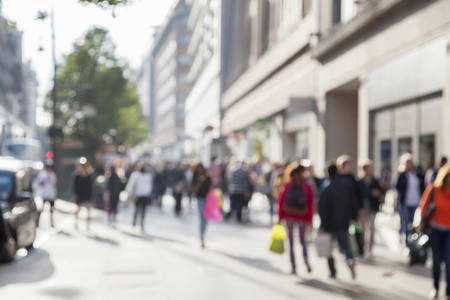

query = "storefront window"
(420, 135), (435, 170)
(295, 129), (309, 159)
(380, 140), (391, 170)
(398, 137), (412, 157)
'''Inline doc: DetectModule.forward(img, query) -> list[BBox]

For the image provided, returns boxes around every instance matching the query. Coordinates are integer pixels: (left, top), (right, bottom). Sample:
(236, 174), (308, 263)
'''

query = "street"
(0, 195), (437, 300)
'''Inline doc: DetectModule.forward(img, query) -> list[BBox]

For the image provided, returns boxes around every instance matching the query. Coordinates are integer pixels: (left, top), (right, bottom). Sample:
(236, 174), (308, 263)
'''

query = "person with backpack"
(278, 161), (315, 275)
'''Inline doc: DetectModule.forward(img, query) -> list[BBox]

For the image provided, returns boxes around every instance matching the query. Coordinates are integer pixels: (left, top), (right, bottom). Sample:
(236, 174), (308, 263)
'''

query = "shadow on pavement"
(119, 229), (188, 246)
(39, 287), (85, 300)
(297, 279), (423, 300)
(87, 234), (120, 247)
(0, 248), (54, 287)
(358, 255), (429, 279)
(212, 250), (283, 275)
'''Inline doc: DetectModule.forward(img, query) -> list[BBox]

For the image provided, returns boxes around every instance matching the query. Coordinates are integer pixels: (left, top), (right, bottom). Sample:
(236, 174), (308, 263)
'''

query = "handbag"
(269, 224), (286, 254)
(315, 232), (332, 258)
(413, 188), (436, 231)
(203, 189), (223, 221)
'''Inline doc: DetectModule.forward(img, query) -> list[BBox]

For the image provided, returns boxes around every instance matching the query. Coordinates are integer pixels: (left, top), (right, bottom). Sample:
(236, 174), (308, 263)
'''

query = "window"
(177, 72), (189, 84)
(333, 0), (357, 26)
(177, 34), (191, 46)
(420, 135), (435, 170)
(177, 53), (192, 65)
(380, 140), (391, 170)
(280, 0), (301, 28)
(398, 137), (412, 157)
(0, 173), (13, 202)
(295, 129), (309, 159)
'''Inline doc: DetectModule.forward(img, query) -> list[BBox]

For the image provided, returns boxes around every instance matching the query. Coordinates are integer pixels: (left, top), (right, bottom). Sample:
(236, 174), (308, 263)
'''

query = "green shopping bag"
(270, 224), (286, 254)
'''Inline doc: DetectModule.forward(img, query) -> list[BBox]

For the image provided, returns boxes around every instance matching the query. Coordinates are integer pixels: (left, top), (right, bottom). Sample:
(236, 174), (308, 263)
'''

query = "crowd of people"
(36, 152), (450, 299)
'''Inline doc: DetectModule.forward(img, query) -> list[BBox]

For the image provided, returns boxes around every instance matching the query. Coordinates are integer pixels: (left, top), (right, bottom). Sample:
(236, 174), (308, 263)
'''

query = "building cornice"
(311, 0), (407, 60)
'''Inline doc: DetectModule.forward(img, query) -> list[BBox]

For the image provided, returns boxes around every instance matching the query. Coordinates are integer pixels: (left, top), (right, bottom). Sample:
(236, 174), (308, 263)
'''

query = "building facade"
(151, 0), (192, 161)
(220, 0), (450, 177)
(0, 7), (37, 148)
(221, 0), (316, 163)
(184, 0), (223, 165)
(313, 0), (450, 177)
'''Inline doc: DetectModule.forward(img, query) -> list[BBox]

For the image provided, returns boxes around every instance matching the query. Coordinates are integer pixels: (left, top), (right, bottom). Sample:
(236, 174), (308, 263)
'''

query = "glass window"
(177, 53), (192, 65)
(295, 129), (309, 159)
(420, 135), (435, 170)
(0, 173), (13, 202)
(380, 140), (391, 170)
(398, 137), (412, 157)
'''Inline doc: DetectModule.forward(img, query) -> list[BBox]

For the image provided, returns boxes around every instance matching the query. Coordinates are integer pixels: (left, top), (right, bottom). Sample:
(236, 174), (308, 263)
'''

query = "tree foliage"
(49, 27), (148, 147)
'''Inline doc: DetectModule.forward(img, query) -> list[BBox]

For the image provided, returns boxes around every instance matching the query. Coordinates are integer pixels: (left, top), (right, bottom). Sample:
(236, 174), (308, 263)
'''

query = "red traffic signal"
(46, 151), (54, 159)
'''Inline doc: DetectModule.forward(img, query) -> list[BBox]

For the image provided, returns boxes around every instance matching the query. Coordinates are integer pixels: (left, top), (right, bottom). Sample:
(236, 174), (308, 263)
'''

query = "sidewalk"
(24, 193), (434, 300)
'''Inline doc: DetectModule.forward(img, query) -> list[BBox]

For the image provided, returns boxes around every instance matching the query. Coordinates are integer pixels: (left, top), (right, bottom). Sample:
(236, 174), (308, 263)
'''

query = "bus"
(1, 138), (43, 163)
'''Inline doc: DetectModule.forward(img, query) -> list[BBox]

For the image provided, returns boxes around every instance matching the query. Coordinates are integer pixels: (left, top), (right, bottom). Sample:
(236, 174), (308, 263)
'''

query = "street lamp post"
(38, 2), (60, 164)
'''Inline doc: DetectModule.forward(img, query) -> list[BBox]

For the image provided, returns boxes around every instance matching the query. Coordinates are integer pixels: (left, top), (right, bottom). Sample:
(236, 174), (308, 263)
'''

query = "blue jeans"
(327, 230), (355, 276)
(197, 198), (207, 241)
(401, 205), (417, 247)
(429, 228), (450, 296)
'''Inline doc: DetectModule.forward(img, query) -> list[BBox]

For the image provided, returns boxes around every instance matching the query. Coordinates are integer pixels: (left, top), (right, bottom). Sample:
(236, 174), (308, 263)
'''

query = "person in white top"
(126, 164), (153, 231)
(36, 160), (57, 227)
(395, 153), (425, 248)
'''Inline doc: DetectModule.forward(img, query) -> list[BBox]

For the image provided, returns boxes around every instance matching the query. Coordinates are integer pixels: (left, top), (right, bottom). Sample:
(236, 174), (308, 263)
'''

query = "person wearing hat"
(36, 160), (57, 227)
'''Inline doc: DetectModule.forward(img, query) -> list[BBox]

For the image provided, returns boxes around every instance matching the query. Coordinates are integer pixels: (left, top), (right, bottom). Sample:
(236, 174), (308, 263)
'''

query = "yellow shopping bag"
(269, 224), (286, 254)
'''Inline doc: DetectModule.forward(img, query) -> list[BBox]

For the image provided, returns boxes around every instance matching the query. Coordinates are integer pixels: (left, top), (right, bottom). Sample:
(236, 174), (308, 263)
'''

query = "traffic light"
(46, 151), (54, 160)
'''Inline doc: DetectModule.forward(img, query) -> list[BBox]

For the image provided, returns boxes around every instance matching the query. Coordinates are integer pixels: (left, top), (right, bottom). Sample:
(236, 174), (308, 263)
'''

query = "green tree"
(48, 27), (148, 147)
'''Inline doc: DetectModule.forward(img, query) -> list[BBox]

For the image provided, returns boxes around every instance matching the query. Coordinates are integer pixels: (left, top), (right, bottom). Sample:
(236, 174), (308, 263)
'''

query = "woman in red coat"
(278, 162), (315, 275)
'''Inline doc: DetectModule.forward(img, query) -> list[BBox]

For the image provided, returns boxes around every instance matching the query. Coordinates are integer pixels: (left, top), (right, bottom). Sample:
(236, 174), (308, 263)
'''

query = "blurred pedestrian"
(153, 163), (168, 209)
(191, 163), (212, 248)
(226, 160), (251, 223)
(184, 162), (194, 210)
(72, 157), (94, 231)
(126, 164), (152, 231)
(257, 162), (276, 224)
(278, 162), (315, 275)
(36, 159), (57, 227)
(357, 159), (383, 255)
(104, 165), (124, 227)
(417, 163), (450, 299)
(171, 162), (186, 217)
(209, 156), (222, 189)
(319, 164), (357, 279)
(395, 153), (425, 247)
(425, 156), (448, 186)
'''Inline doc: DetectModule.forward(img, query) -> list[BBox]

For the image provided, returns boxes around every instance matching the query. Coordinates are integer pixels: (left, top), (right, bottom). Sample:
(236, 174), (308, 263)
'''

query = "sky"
(1, 0), (176, 126)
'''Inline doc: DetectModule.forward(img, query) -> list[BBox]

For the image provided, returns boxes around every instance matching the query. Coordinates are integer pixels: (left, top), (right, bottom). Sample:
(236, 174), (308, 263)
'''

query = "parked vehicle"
(0, 158), (39, 262)
(1, 138), (43, 162)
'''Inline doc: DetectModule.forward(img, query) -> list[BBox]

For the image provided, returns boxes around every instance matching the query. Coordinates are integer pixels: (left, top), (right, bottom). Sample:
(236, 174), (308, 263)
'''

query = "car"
(0, 157), (39, 262)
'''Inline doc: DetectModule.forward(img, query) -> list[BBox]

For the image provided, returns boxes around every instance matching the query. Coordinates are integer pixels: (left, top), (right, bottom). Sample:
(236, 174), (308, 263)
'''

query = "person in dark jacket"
(191, 163), (212, 248)
(153, 164), (168, 209)
(172, 162), (186, 217)
(358, 159), (383, 255)
(395, 153), (425, 247)
(105, 165), (124, 227)
(72, 157), (94, 231)
(337, 155), (362, 211)
(319, 164), (357, 279)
